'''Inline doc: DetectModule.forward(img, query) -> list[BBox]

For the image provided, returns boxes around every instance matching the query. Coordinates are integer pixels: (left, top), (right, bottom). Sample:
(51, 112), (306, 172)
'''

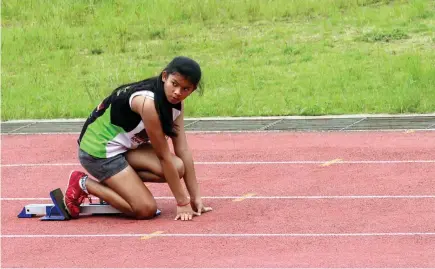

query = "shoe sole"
(51, 188), (72, 220)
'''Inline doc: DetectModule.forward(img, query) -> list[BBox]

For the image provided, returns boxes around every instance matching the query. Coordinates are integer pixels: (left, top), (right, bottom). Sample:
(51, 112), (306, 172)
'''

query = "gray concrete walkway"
(2, 114), (435, 134)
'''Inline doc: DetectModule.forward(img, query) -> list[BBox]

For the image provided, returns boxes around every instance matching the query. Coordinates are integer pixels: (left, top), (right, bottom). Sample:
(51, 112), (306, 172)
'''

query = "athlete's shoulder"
(112, 78), (155, 98)
(130, 94), (156, 117)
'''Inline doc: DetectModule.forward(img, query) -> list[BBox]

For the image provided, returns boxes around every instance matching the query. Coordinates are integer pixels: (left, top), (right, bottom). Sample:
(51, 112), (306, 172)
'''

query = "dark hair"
(111, 57), (201, 137)
(153, 56), (202, 137)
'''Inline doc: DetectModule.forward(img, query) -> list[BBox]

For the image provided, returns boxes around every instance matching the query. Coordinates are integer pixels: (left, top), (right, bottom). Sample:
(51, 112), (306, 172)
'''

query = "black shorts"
(78, 148), (129, 182)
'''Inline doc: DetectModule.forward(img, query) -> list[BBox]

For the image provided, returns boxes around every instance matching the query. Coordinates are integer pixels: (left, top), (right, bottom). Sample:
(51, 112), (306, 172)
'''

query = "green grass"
(2, 0), (435, 120)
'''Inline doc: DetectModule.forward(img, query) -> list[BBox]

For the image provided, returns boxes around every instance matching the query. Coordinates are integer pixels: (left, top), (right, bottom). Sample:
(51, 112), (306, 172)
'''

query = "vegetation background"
(2, 0), (434, 120)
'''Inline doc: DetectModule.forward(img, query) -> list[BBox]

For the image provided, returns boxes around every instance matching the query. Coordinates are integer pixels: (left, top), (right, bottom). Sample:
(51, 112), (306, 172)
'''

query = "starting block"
(18, 188), (161, 221)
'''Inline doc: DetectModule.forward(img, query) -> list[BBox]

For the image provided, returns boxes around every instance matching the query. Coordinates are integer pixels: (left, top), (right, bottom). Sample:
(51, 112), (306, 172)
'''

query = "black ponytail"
(153, 73), (178, 137)
(117, 57), (202, 138)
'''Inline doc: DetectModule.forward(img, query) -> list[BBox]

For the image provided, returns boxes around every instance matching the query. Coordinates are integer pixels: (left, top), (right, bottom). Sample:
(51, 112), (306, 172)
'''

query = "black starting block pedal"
(18, 188), (161, 220)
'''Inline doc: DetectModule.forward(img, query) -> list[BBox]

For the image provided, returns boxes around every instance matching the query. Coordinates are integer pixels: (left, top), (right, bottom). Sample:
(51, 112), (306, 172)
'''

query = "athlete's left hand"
(190, 198), (212, 216)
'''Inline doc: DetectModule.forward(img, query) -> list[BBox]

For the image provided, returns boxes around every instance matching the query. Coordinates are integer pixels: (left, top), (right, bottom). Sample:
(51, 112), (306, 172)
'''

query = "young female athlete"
(64, 56), (212, 221)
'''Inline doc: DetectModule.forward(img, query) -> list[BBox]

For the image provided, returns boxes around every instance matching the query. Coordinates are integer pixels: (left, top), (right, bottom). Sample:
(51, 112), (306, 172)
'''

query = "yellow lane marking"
(141, 231), (164, 240)
(320, 158), (343, 167)
(233, 193), (256, 202)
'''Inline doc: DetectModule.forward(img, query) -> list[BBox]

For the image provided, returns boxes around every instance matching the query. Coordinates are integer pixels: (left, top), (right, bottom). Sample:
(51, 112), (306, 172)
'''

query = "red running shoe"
(64, 171), (89, 218)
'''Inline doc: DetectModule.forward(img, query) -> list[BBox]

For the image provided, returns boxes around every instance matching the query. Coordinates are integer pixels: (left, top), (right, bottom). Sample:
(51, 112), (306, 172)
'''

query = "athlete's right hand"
(175, 203), (200, 221)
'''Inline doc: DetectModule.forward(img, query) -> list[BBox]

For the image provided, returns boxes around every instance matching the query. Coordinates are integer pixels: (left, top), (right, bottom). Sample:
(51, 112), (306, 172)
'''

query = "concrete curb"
(2, 114), (435, 134)
(3, 113), (435, 123)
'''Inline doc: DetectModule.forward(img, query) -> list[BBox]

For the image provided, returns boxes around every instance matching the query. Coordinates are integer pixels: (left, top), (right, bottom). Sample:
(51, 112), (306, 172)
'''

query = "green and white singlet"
(78, 86), (181, 158)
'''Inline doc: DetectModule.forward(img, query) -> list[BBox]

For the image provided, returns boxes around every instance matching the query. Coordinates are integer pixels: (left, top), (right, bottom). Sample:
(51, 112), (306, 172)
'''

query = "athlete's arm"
(172, 103), (212, 215)
(131, 96), (189, 206)
(172, 104), (201, 200)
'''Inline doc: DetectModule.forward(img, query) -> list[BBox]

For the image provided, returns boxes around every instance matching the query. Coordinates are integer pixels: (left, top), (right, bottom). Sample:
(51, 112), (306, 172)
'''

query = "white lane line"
(3, 267), (428, 269)
(2, 195), (435, 201)
(2, 232), (435, 238)
(2, 163), (80, 167)
(2, 160), (435, 167)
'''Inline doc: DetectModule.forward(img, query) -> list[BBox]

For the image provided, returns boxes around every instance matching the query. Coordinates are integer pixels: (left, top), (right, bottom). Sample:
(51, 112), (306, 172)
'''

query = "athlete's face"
(162, 71), (196, 104)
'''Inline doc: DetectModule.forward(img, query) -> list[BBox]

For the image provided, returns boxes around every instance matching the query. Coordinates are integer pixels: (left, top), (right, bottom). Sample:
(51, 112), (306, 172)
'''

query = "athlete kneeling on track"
(64, 56), (212, 221)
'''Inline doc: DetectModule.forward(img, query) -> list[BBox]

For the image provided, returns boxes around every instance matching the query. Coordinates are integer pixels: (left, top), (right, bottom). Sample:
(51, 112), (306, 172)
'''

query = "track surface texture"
(1, 131), (435, 268)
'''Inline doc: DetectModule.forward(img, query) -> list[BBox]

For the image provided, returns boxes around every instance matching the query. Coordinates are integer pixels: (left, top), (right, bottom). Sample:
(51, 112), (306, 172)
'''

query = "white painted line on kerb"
(2, 232), (435, 239)
(7, 122), (36, 133)
(2, 160), (435, 167)
(339, 117), (367, 131)
(2, 195), (435, 201)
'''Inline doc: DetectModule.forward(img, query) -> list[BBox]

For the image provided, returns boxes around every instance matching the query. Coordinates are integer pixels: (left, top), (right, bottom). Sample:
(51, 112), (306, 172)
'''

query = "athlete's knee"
(131, 200), (157, 220)
(175, 157), (185, 178)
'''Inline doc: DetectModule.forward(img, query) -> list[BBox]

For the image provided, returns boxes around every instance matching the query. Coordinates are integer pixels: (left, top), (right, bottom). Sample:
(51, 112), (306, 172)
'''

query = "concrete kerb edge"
(2, 113), (435, 124)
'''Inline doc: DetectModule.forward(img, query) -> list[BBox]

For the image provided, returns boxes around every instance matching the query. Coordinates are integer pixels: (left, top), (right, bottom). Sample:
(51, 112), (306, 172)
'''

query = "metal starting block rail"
(17, 188), (161, 221)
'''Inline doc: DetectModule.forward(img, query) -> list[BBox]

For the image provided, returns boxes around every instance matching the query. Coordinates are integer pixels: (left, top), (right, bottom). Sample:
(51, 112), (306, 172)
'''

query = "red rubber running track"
(1, 131), (435, 268)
